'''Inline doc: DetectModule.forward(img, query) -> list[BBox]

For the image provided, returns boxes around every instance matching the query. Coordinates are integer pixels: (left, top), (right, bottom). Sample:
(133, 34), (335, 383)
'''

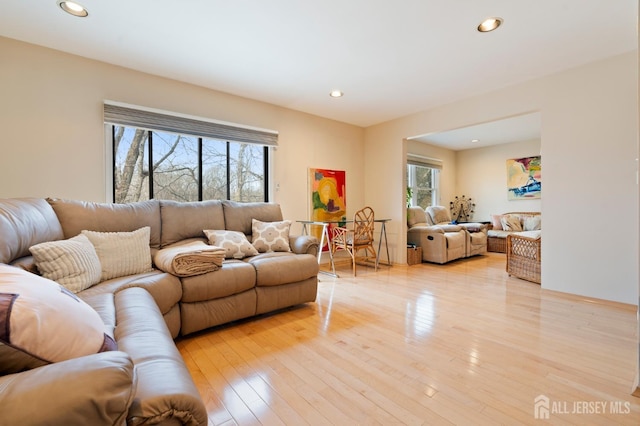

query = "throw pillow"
(203, 229), (259, 259)
(82, 227), (152, 281)
(0, 264), (116, 375)
(490, 214), (504, 230)
(251, 219), (292, 253)
(29, 234), (101, 293)
(523, 215), (542, 231)
(500, 215), (523, 232)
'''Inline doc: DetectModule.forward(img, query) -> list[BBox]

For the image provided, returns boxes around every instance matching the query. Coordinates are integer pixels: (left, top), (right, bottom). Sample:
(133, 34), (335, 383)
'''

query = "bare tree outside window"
(407, 164), (439, 209)
(113, 125), (267, 203)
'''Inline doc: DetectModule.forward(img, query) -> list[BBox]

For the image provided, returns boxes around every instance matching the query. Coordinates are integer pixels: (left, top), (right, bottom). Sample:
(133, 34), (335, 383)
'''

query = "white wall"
(1, 36), (637, 305)
(456, 139), (542, 221)
(366, 51), (638, 305)
(0, 36), (365, 226)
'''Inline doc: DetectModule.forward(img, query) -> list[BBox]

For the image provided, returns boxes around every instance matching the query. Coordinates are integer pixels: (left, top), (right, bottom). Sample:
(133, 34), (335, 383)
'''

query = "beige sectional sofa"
(406, 206), (487, 264)
(0, 197), (319, 425)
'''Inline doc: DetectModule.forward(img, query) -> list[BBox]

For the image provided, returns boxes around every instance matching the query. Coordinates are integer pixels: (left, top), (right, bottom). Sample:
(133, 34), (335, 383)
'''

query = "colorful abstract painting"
(309, 168), (346, 249)
(507, 156), (541, 200)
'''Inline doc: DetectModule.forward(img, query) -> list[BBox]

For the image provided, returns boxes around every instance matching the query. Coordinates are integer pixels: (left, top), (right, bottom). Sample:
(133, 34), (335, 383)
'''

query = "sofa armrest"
(408, 225), (448, 234)
(0, 351), (136, 426)
(289, 235), (319, 256)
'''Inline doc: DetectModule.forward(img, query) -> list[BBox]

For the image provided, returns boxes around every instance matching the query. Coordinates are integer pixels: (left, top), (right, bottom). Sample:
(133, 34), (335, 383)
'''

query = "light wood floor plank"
(178, 253), (639, 425)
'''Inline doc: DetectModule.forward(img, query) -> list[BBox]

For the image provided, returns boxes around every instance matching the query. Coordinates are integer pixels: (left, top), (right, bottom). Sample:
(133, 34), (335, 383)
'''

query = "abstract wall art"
(309, 168), (346, 249)
(506, 156), (541, 200)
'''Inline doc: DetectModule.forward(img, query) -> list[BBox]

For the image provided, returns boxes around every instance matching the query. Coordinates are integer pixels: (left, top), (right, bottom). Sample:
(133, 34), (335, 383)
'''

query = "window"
(406, 155), (441, 209)
(106, 103), (276, 203)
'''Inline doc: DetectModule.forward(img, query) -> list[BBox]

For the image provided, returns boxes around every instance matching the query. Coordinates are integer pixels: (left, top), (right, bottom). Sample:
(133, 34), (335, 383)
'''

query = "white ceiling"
(409, 112), (542, 151)
(0, 1), (637, 142)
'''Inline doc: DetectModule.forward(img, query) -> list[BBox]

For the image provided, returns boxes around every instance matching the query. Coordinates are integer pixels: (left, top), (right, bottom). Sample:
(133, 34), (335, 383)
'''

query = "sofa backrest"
(426, 206), (450, 225)
(47, 198), (162, 248)
(159, 200), (225, 247)
(407, 207), (428, 228)
(222, 201), (283, 237)
(0, 198), (64, 264)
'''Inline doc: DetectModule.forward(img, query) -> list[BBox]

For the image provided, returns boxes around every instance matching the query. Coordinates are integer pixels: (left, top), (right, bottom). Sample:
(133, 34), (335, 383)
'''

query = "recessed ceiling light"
(329, 90), (344, 98)
(471, 139), (480, 143)
(58, 1), (89, 17)
(477, 17), (502, 33)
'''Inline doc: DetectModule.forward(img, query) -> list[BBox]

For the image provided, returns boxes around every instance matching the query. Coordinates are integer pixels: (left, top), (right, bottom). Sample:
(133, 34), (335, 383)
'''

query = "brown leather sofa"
(0, 197), (319, 425)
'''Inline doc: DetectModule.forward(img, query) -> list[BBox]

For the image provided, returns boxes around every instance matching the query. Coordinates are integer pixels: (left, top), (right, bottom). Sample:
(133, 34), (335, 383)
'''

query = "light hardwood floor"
(177, 253), (640, 425)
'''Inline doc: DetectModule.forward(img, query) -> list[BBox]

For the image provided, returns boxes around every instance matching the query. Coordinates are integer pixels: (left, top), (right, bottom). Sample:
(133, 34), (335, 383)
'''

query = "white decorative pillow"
(251, 219), (292, 253)
(0, 264), (116, 375)
(501, 215), (523, 232)
(203, 229), (258, 259)
(82, 227), (152, 281)
(523, 215), (542, 231)
(29, 234), (102, 293)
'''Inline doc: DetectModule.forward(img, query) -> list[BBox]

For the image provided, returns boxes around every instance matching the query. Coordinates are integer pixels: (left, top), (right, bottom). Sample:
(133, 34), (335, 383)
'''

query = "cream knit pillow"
(29, 234), (101, 293)
(82, 227), (152, 281)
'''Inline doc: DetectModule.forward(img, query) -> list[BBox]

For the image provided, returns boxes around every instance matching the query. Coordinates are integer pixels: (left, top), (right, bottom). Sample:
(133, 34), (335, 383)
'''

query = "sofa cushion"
(48, 198), (162, 248)
(29, 234), (101, 293)
(247, 253), (319, 287)
(426, 206), (451, 224)
(0, 198), (64, 264)
(82, 227), (152, 281)
(180, 261), (257, 302)
(407, 207), (428, 228)
(79, 270), (182, 317)
(159, 200), (225, 247)
(0, 264), (116, 375)
(251, 219), (292, 253)
(203, 229), (258, 259)
(222, 201), (283, 236)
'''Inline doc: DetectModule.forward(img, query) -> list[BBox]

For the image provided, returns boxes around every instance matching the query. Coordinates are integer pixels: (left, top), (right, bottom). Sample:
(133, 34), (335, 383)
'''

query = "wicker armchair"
(506, 233), (541, 284)
(331, 206), (377, 276)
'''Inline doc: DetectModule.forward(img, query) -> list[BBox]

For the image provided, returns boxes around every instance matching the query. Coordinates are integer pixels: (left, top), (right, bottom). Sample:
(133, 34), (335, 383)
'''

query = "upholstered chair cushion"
(407, 207), (428, 227)
(426, 206), (451, 224)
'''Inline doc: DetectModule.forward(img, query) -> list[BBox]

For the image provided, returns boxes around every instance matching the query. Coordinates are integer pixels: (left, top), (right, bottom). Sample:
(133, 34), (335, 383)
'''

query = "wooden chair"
(331, 206), (377, 276)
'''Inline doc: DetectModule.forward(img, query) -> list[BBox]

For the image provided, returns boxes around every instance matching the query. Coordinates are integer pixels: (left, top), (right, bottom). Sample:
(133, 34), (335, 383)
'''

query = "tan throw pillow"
(82, 227), (152, 281)
(500, 215), (523, 232)
(251, 219), (292, 253)
(29, 234), (101, 293)
(523, 215), (542, 231)
(203, 229), (258, 259)
(0, 264), (116, 375)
